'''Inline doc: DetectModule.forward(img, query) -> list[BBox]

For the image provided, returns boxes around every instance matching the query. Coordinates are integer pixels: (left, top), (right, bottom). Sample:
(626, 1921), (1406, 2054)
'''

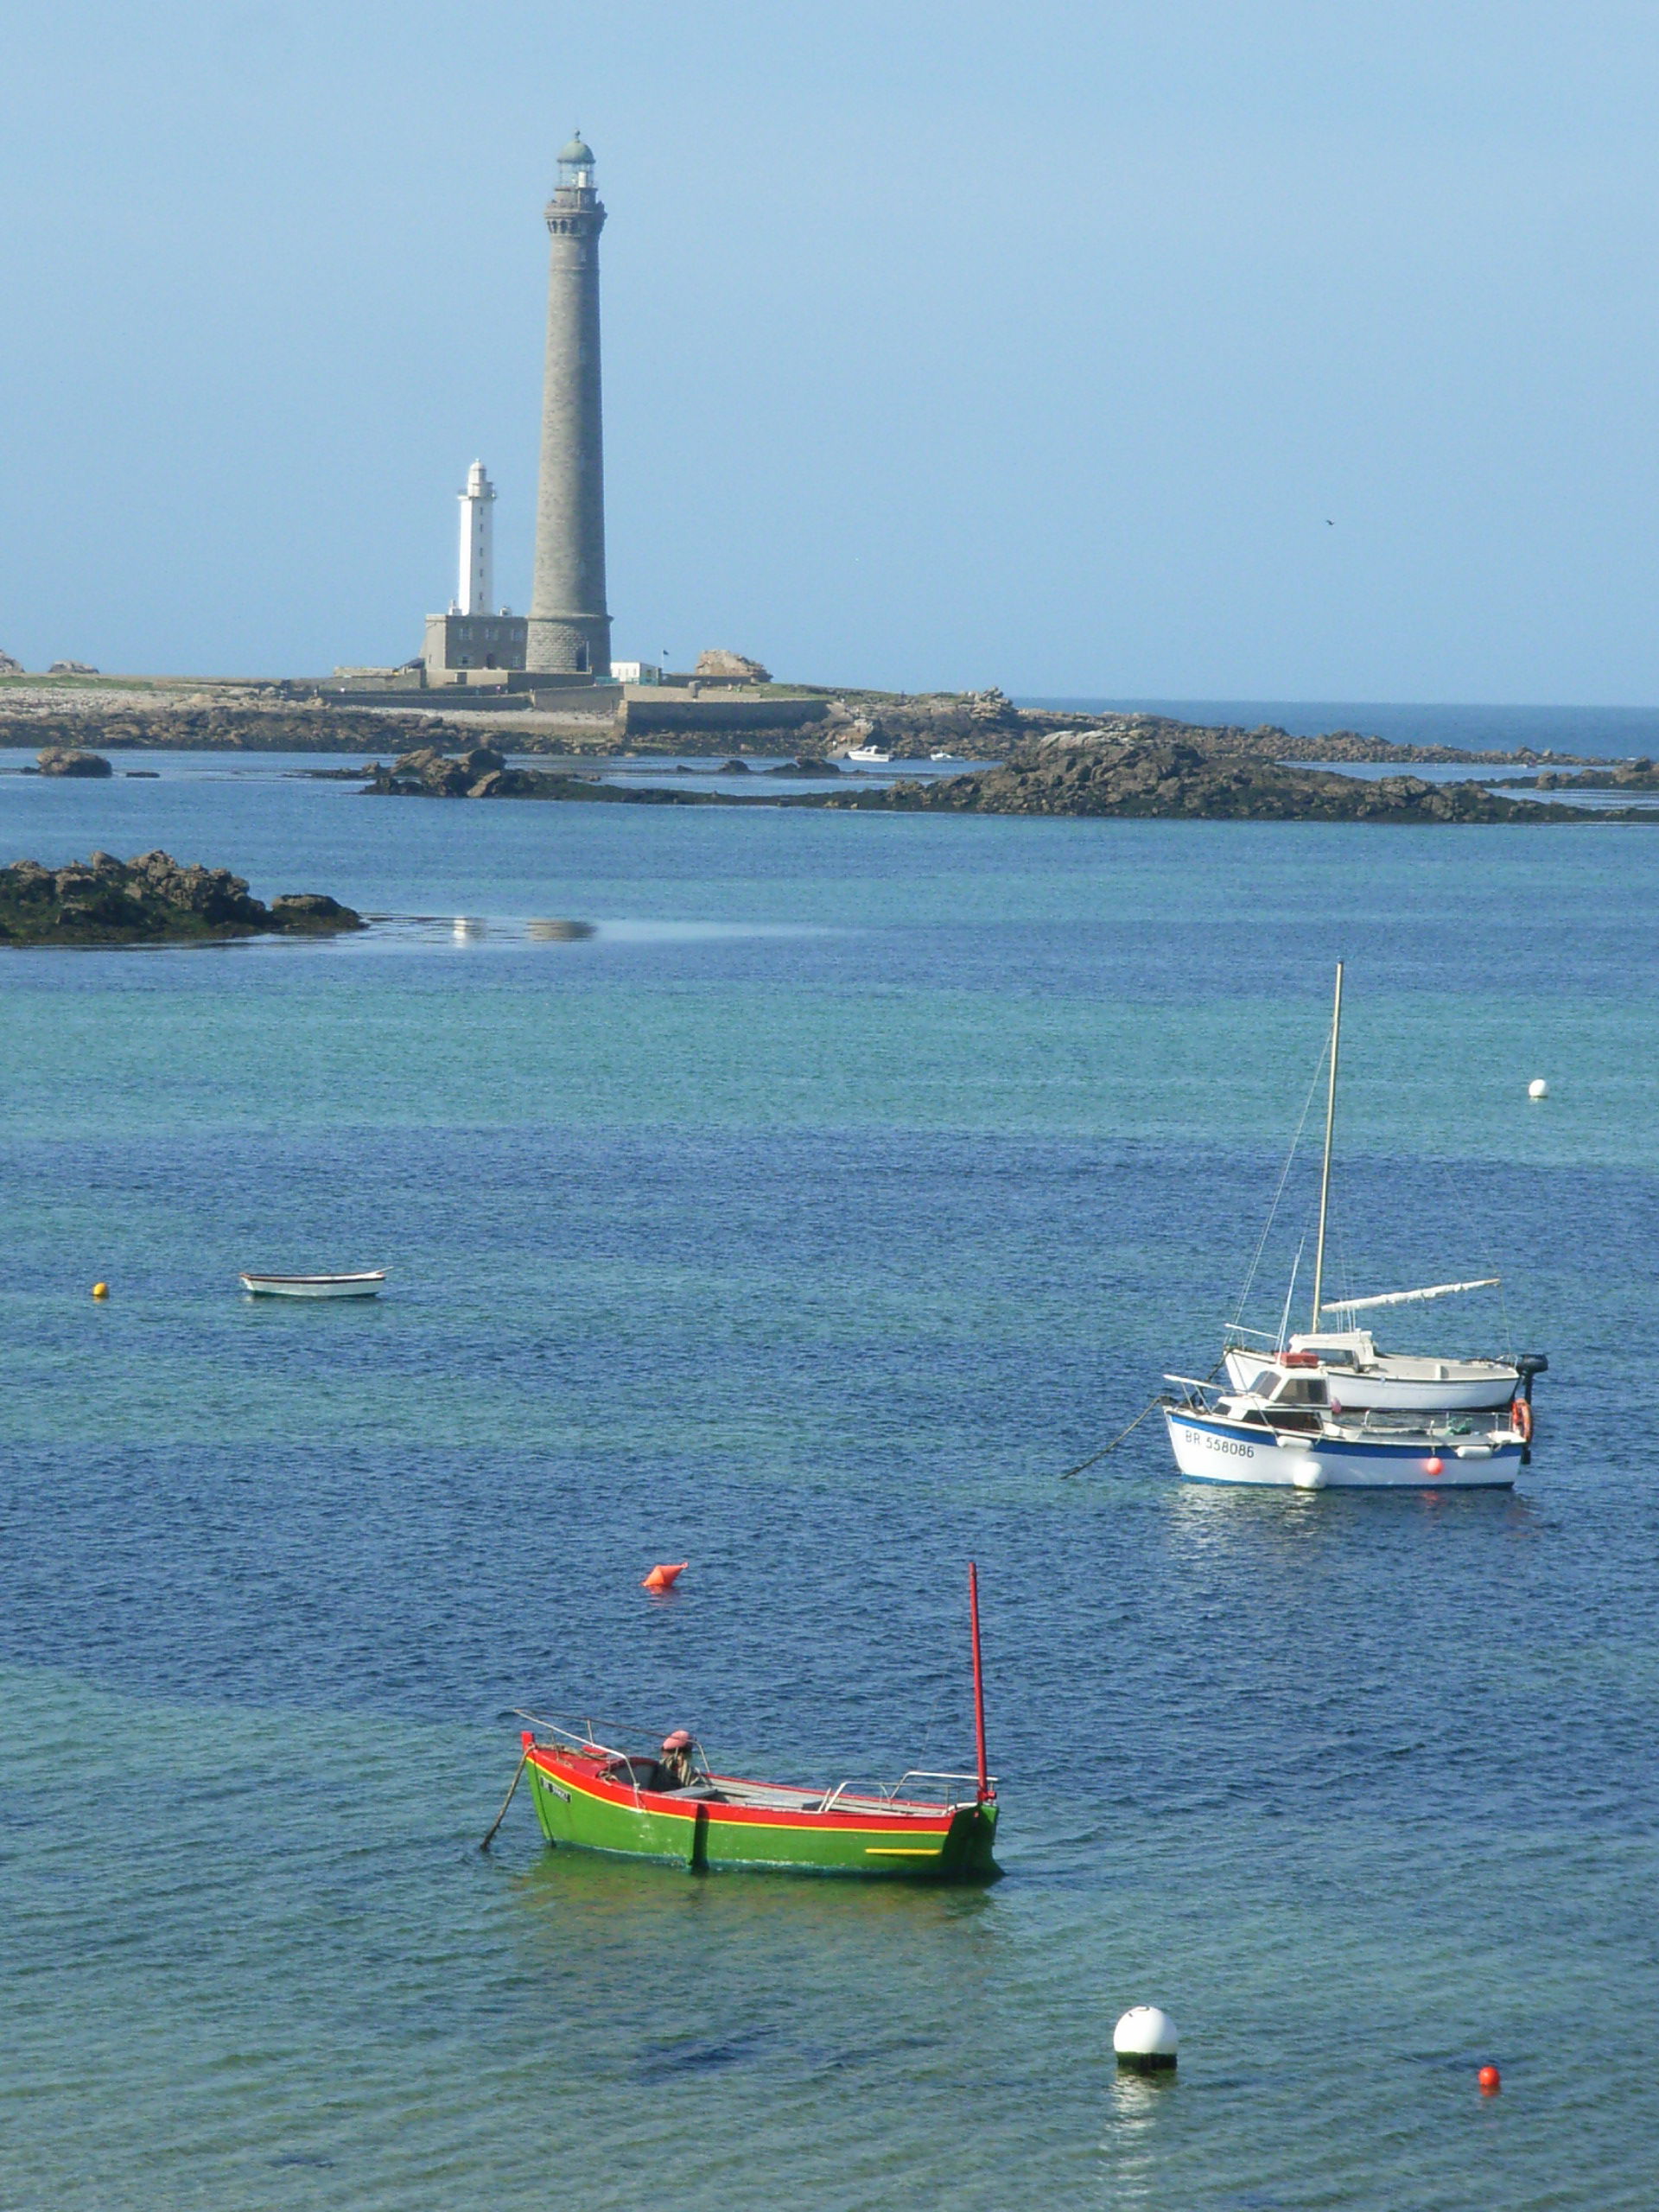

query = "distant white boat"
(930, 750), (959, 761)
(239, 1271), (387, 1299)
(845, 745), (892, 764)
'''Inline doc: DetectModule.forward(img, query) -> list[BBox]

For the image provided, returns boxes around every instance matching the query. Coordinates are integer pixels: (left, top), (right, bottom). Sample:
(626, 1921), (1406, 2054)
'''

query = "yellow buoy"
(92, 1282), (109, 1299)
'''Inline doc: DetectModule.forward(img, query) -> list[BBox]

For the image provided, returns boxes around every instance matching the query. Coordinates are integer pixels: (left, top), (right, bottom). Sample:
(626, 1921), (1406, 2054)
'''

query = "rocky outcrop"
(798, 734), (1625, 823)
(694, 650), (772, 681)
(0, 850), (364, 945)
(0, 706), (486, 754)
(36, 747), (112, 778)
(360, 747), (737, 805)
(48, 660), (99, 676)
(0, 651), (22, 677)
(822, 687), (1028, 759)
(1499, 758), (1659, 792)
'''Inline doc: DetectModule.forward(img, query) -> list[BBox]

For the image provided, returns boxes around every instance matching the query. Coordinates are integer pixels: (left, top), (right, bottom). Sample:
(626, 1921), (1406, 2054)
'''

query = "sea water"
(3, 755), (1657, 2210)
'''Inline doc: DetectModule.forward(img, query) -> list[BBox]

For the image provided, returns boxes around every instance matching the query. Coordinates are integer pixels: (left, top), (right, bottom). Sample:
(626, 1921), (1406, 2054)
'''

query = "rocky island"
(0, 850), (364, 946)
(795, 733), (1637, 823)
(349, 734), (1639, 824)
(361, 745), (741, 804)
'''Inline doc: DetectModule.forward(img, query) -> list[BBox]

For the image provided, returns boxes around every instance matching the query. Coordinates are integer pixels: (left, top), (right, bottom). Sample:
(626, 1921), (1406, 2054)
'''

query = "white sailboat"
(1162, 963), (1545, 1489)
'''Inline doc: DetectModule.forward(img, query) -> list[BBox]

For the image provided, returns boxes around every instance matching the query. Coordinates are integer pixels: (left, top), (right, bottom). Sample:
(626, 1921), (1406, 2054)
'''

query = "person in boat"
(658, 1729), (696, 1789)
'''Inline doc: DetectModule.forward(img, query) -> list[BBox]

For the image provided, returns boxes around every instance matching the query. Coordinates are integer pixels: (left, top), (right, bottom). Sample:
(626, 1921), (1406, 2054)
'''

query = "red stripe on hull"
(529, 1748), (960, 1837)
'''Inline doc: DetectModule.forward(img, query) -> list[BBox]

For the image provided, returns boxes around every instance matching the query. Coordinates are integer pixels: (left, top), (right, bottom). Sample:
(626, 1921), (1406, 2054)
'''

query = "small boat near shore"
(498, 1567), (1001, 1880)
(238, 1270), (387, 1299)
(845, 744), (893, 765)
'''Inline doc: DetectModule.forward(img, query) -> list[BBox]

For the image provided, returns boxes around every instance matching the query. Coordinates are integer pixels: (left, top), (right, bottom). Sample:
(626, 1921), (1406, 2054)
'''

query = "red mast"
(969, 1561), (992, 1802)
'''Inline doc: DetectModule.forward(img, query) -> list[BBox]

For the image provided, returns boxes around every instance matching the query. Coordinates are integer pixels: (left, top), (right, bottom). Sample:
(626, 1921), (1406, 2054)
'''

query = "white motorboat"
(238, 1271), (387, 1299)
(845, 745), (892, 764)
(1163, 1369), (1526, 1490)
(1165, 963), (1546, 1482)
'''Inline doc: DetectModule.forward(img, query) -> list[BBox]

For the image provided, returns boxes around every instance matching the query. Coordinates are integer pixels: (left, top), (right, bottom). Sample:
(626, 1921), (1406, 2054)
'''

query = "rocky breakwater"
(803, 733), (1624, 823)
(0, 850), (364, 946)
(36, 747), (112, 777)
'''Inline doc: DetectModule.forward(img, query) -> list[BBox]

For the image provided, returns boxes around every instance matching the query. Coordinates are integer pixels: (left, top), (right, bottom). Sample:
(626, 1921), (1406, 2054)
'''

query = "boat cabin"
(1224, 1369), (1330, 1431)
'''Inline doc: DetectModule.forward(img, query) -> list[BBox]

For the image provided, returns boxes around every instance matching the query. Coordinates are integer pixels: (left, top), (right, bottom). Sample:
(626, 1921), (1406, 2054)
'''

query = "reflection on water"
(341, 914), (836, 951)
(526, 918), (598, 942)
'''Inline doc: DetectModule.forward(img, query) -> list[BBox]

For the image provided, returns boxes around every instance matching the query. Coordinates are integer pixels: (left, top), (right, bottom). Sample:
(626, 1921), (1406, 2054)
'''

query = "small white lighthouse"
(455, 461), (496, 616)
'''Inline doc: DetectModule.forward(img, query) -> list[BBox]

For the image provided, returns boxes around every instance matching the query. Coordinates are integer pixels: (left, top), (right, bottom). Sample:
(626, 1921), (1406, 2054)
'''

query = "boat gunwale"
(1164, 1404), (1523, 1460)
(527, 1744), (981, 1831)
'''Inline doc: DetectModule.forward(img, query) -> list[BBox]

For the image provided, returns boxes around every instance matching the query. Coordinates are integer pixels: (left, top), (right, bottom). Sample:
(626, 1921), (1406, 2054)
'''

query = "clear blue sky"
(3, 1), (1659, 699)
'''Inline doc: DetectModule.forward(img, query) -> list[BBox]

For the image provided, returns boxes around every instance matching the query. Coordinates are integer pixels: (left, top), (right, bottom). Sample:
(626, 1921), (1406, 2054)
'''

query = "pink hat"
(661, 1729), (693, 1751)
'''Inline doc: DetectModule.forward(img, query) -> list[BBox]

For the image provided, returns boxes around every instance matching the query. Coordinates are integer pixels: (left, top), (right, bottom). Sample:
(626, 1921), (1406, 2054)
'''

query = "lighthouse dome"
(559, 133), (595, 166)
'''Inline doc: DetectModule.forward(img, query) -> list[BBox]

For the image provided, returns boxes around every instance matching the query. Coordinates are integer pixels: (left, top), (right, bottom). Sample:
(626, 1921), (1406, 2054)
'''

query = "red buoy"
(1423, 1457), (1445, 1478)
(641, 1560), (688, 1592)
(1478, 2064), (1501, 2095)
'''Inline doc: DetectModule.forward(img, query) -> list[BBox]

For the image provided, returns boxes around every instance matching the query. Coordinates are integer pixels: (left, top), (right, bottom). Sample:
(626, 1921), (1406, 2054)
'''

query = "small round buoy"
(1528, 1078), (1548, 1100)
(1113, 2005), (1179, 2073)
(1291, 1460), (1326, 1490)
(1423, 1456), (1444, 1478)
(641, 1560), (689, 1592)
(92, 1282), (109, 1300)
(1478, 2063), (1501, 2095)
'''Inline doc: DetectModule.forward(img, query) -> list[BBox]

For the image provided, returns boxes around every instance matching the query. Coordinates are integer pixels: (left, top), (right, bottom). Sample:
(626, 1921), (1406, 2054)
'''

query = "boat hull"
(238, 1273), (385, 1299)
(526, 1749), (999, 1880)
(1165, 1408), (1521, 1489)
(1223, 1348), (1515, 1412)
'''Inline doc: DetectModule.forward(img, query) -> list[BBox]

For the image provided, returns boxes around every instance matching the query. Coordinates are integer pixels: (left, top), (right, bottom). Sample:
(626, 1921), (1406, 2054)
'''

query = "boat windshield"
(1266, 1375), (1329, 1407)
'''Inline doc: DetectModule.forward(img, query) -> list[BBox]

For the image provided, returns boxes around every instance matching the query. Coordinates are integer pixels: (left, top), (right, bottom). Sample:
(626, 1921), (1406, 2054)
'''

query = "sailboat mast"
(1309, 963), (1344, 1331)
(968, 1562), (990, 1802)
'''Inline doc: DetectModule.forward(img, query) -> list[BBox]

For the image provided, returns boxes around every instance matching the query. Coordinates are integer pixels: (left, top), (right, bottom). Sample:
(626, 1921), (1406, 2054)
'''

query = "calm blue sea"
(3, 754), (1657, 2210)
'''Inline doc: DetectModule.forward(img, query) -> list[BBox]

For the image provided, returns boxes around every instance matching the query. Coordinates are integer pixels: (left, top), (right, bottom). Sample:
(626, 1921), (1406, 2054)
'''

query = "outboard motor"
(1516, 1353), (1548, 1462)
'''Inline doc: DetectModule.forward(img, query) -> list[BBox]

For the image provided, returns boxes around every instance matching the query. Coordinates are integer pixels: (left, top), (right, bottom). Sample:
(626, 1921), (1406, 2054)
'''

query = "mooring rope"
(480, 1746), (530, 1852)
(1059, 1396), (1161, 1478)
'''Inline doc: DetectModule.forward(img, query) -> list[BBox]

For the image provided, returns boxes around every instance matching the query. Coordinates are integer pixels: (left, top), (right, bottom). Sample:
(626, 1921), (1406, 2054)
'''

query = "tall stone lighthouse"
(527, 134), (611, 678)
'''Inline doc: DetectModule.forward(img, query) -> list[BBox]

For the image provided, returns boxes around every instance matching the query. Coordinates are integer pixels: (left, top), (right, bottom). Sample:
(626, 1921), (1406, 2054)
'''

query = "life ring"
(1511, 1397), (1533, 1444)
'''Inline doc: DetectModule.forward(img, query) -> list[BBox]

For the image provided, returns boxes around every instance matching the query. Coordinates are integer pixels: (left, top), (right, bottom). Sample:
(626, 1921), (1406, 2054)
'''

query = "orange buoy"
(1423, 1456), (1445, 1478)
(1478, 2064), (1501, 2095)
(92, 1282), (109, 1300)
(641, 1561), (688, 1592)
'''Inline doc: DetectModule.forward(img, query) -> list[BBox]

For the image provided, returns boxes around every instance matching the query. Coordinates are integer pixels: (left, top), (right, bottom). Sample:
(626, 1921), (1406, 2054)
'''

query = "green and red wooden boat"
(504, 1566), (1001, 1881)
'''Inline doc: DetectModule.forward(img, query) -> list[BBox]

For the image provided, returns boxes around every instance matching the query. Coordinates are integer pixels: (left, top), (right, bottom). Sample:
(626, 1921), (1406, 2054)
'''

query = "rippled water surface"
(3, 762), (1657, 2209)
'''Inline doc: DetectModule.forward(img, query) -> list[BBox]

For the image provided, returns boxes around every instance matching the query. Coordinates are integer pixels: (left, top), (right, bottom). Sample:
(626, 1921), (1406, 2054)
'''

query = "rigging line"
(1430, 1152), (1511, 1354)
(1230, 1036), (1332, 1328)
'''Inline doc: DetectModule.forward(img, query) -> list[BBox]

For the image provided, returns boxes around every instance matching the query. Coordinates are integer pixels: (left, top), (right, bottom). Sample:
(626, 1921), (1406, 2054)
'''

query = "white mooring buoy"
(1528, 1078), (1548, 1100)
(1114, 2005), (1179, 2073)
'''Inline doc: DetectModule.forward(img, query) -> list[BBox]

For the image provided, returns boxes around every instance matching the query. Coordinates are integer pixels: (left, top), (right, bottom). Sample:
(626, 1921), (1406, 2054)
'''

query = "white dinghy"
(238, 1271), (387, 1299)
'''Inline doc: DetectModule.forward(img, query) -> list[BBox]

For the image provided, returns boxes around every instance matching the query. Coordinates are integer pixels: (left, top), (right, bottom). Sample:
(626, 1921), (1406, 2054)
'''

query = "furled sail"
(1320, 1277), (1500, 1314)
